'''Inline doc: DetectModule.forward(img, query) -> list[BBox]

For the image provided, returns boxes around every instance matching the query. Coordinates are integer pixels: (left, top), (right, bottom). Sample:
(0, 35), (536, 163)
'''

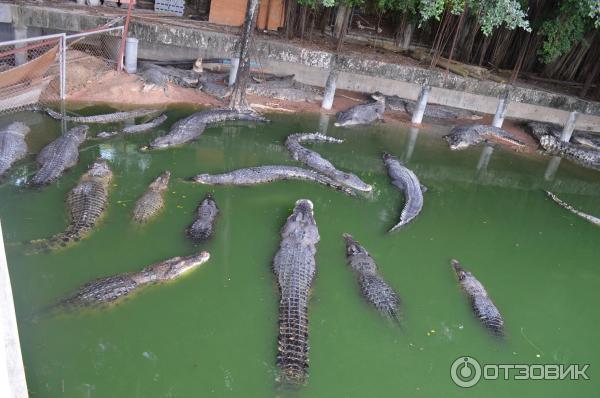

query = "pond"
(0, 106), (599, 397)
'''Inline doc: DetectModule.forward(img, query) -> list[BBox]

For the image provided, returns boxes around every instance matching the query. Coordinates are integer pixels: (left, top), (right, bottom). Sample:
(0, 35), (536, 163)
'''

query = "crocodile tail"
(276, 297), (310, 386)
(27, 229), (83, 254)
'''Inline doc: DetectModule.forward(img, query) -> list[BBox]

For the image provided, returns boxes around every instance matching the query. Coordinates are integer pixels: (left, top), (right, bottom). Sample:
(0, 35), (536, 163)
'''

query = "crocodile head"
(370, 91), (386, 104)
(149, 171), (171, 191)
(150, 251), (211, 281)
(443, 128), (472, 150)
(5, 122), (30, 136)
(69, 125), (89, 144)
(342, 233), (366, 256)
(87, 159), (112, 179)
(451, 259), (468, 281)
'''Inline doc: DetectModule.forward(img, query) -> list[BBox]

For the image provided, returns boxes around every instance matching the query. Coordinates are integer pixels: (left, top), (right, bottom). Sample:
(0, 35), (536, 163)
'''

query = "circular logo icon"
(450, 356), (482, 388)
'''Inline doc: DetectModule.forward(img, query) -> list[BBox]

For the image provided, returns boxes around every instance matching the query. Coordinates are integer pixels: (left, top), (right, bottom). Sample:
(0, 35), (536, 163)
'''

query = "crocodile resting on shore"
(335, 93), (386, 127)
(190, 165), (356, 196)
(56, 252), (210, 310)
(45, 108), (160, 124)
(546, 191), (600, 226)
(343, 234), (401, 322)
(380, 93), (481, 120)
(31, 125), (88, 186)
(30, 160), (112, 252)
(451, 259), (504, 337)
(273, 199), (320, 386)
(539, 135), (600, 171)
(97, 114), (168, 138)
(526, 121), (600, 150)
(383, 152), (425, 232)
(132, 171), (171, 223)
(146, 109), (267, 149)
(187, 193), (220, 243)
(0, 122), (30, 177)
(285, 132), (372, 193)
(443, 124), (525, 150)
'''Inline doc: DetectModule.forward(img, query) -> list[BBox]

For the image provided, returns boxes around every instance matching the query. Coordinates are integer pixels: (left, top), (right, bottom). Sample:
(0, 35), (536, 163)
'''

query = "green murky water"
(0, 106), (599, 397)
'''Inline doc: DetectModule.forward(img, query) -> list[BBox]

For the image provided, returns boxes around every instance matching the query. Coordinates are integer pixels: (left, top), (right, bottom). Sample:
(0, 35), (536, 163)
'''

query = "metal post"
(59, 33), (66, 100)
(117, 0), (134, 72)
(560, 111), (579, 142)
(321, 69), (338, 110)
(228, 58), (240, 87)
(411, 85), (431, 125)
(492, 91), (510, 128)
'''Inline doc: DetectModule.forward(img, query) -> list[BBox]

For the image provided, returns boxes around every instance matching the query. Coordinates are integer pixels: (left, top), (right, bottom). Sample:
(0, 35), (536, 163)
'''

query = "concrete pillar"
(544, 156), (562, 181)
(124, 37), (139, 74)
(476, 145), (494, 174)
(13, 25), (27, 66)
(411, 85), (430, 125)
(321, 69), (338, 111)
(0, 220), (29, 398)
(228, 58), (240, 87)
(560, 111), (579, 142)
(318, 113), (330, 134)
(404, 126), (419, 162)
(492, 92), (510, 128)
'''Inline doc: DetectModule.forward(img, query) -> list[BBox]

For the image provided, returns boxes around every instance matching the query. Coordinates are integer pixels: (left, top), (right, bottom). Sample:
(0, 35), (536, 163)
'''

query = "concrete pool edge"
(0, 219), (28, 398)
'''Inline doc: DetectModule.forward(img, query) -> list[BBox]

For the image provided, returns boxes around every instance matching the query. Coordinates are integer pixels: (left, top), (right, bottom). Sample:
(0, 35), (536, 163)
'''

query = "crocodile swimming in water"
(55, 252), (210, 310)
(539, 135), (600, 170)
(146, 109), (267, 149)
(30, 160), (112, 251)
(451, 259), (504, 337)
(334, 92), (386, 127)
(273, 199), (320, 386)
(285, 132), (372, 193)
(546, 191), (600, 226)
(45, 108), (160, 124)
(97, 114), (168, 138)
(190, 165), (356, 196)
(187, 193), (220, 243)
(343, 234), (401, 322)
(383, 152), (425, 232)
(0, 122), (30, 177)
(132, 171), (171, 223)
(31, 125), (88, 186)
(443, 124), (525, 150)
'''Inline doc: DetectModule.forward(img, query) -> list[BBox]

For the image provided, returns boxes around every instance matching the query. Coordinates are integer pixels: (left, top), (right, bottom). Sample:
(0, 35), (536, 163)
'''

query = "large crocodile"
(132, 171), (171, 223)
(273, 199), (320, 386)
(97, 114), (168, 139)
(139, 63), (199, 90)
(285, 132), (372, 193)
(443, 124), (525, 150)
(247, 80), (322, 102)
(56, 252), (210, 310)
(31, 125), (88, 186)
(379, 93), (480, 120)
(45, 108), (160, 124)
(146, 109), (267, 150)
(546, 191), (600, 226)
(334, 93), (386, 127)
(190, 165), (356, 196)
(30, 160), (112, 251)
(451, 259), (504, 337)
(343, 234), (401, 322)
(0, 122), (30, 177)
(186, 193), (220, 243)
(539, 135), (600, 170)
(526, 121), (600, 150)
(383, 152), (425, 232)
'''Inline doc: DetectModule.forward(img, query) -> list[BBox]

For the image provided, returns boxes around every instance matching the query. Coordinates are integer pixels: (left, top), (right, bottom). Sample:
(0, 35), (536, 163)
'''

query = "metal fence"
(0, 26), (124, 115)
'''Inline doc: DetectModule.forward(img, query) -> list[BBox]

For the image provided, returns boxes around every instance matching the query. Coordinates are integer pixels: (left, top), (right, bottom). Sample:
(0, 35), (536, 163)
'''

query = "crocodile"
(383, 152), (425, 232)
(132, 171), (171, 223)
(343, 234), (401, 322)
(526, 121), (600, 150)
(197, 72), (231, 99)
(451, 259), (504, 337)
(139, 63), (199, 89)
(247, 81), (322, 102)
(443, 124), (525, 150)
(186, 193), (220, 243)
(190, 165), (356, 196)
(285, 132), (372, 192)
(56, 252), (210, 310)
(539, 135), (600, 170)
(546, 191), (600, 226)
(30, 160), (112, 251)
(31, 125), (88, 186)
(146, 109), (267, 150)
(376, 93), (480, 120)
(45, 108), (160, 124)
(0, 122), (30, 177)
(334, 93), (386, 127)
(97, 114), (168, 139)
(273, 199), (320, 386)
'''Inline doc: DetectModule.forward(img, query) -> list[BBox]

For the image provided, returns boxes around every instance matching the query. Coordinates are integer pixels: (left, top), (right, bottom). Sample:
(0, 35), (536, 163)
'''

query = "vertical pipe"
(117, 2), (134, 72)
(228, 58), (240, 87)
(560, 111), (578, 142)
(544, 156), (562, 181)
(13, 25), (27, 66)
(411, 85), (431, 125)
(492, 91), (510, 128)
(321, 69), (338, 110)
(404, 126), (419, 162)
(476, 145), (494, 174)
(59, 34), (66, 100)
(318, 113), (330, 134)
(124, 37), (139, 74)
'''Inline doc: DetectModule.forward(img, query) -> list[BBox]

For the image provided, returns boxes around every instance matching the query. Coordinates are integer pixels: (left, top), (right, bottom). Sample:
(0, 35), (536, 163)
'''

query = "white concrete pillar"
(404, 126), (419, 162)
(318, 113), (330, 134)
(476, 145), (494, 173)
(544, 156), (562, 181)
(13, 25), (27, 66)
(228, 58), (240, 87)
(492, 92), (510, 128)
(124, 37), (139, 74)
(411, 85), (431, 125)
(321, 69), (338, 110)
(560, 111), (579, 142)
